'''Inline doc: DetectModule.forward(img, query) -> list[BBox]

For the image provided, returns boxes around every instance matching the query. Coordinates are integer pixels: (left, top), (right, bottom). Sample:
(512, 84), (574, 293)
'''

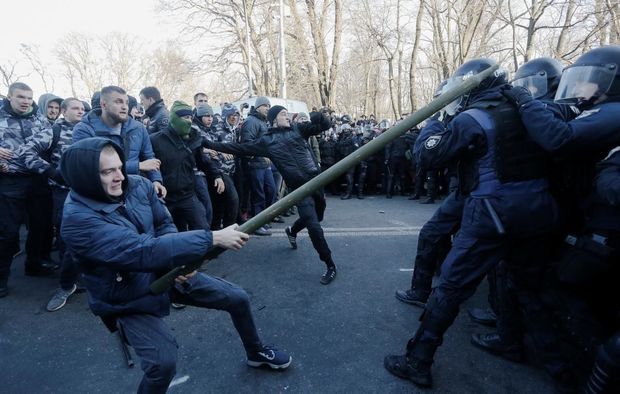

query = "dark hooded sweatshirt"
(60, 137), (212, 320)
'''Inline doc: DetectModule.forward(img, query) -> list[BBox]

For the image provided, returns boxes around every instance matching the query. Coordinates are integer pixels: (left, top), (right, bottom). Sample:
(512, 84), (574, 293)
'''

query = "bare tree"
(20, 44), (55, 92)
(0, 61), (28, 91)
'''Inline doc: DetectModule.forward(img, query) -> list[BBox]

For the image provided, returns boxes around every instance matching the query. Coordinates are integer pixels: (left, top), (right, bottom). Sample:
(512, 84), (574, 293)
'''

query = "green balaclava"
(169, 100), (193, 138)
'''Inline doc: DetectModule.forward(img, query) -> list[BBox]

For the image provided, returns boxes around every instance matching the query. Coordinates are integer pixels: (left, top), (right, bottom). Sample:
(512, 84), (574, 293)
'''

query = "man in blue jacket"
(61, 138), (291, 393)
(73, 85), (167, 198)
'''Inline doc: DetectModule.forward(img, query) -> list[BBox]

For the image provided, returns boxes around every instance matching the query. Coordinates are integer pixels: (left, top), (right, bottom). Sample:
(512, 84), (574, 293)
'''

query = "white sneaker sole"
(247, 356), (292, 370)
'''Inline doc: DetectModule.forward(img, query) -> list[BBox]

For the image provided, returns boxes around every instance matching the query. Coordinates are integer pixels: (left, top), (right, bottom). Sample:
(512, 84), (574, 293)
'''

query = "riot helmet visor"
(555, 63), (617, 104)
(513, 72), (548, 99)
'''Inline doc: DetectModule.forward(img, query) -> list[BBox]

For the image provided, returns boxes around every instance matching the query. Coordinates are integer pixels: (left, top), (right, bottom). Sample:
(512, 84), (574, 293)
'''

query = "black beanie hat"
(267, 105), (286, 124)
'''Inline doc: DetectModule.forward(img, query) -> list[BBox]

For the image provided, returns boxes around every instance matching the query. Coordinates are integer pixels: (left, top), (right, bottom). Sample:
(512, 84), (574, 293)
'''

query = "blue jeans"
(250, 167), (276, 216)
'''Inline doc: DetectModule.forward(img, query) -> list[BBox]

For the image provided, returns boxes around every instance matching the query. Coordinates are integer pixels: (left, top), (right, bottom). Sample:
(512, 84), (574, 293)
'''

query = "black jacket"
(151, 126), (221, 203)
(145, 100), (169, 134)
(240, 110), (270, 169)
(204, 112), (331, 189)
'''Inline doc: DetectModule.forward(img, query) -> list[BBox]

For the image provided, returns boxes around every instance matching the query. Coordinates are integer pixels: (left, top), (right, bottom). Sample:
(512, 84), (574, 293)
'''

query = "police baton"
(149, 64), (500, 294)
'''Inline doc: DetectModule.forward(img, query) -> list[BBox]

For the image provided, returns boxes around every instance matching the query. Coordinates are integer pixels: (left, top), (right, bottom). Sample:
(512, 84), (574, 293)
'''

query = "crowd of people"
(0, 44), (619, 393)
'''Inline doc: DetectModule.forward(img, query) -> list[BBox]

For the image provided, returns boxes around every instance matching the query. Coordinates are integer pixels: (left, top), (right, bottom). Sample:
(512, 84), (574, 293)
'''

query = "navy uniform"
(504, 45), (620, 391)
(384, 58), (565, 388)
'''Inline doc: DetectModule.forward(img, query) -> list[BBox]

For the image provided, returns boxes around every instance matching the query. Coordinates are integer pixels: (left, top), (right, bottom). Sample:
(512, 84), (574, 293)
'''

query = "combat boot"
(395, 288), (429, 307)
(340, 192), (352, 200)
(470, 332), (525, 363)
(384, 340), (436, 388)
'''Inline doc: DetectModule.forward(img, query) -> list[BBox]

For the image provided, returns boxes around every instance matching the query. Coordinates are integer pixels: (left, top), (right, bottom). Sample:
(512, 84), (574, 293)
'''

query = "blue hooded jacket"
(60, 137), (212, 318)
(72, 109), (163, 184)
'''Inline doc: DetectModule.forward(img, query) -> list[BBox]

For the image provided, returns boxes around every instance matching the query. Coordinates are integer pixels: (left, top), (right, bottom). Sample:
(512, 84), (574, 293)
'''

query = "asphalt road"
(0, 195), (556, 393)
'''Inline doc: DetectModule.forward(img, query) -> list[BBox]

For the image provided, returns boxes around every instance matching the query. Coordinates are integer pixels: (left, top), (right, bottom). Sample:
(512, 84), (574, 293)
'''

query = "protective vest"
(462, 101), (549, 196)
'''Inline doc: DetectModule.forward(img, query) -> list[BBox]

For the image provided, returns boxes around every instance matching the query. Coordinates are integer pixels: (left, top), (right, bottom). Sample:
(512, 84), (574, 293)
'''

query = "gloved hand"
(45, 166), (65, 185)
(310, 111), (331, 130)
(502, 85), (533, 108)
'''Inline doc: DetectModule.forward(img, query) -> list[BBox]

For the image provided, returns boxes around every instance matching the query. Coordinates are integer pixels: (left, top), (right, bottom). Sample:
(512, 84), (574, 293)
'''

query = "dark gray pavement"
(0, 195), (555, 393)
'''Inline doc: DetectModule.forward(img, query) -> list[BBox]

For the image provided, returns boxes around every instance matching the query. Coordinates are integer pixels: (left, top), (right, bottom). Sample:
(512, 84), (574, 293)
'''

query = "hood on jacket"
(61, 137), (128, 203)
(37, 93), (63, 120)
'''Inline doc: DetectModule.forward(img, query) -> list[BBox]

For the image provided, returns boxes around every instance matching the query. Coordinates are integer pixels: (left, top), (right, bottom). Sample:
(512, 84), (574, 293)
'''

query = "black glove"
(310, 111), (331, 130)
(45, 166), (65, 184)
(502, 85), (533, 108)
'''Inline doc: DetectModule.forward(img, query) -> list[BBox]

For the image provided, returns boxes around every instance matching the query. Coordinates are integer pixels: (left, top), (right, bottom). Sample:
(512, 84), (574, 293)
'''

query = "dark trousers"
(117, 273), (262, 394)
(0, 175), (51, 280)
(194, 175), (213, 227)
(52, 187), (80, 290)
(290, 191), (332, 264)
(409, 191), (463, 293)
(167, 194), (209, 231)
(26, 174), (54, 265)
(249, 167), (276, 216)
(410, 196), (566, 376)
(210, 174), (239, 229)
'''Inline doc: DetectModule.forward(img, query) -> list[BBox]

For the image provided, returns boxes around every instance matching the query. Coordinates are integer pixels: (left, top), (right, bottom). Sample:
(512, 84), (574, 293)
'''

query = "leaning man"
(60, 138), (291, 393)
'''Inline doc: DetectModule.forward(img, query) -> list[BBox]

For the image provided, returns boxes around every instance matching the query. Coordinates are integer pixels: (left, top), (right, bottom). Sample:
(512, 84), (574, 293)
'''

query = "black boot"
(585, 333), (620, 394)
(470, 332), (525, 362)
(384, 340), (436, 388)
(395, 289), (429, 307)
(467, 308), (497, 326)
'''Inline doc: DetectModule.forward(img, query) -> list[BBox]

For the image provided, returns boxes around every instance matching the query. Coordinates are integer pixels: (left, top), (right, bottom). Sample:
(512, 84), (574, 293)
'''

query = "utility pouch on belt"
(564, 234), (613, 258)
(558, 234), (614, 286)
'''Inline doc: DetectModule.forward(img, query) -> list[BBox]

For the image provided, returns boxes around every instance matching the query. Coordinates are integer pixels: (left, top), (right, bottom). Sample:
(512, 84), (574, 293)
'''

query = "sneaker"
(285, 227), (297, 249)
(395, 289), (428, 307)
(271, 216), (285, 223)
(254, 226), (272, 236)
(41, 258), (60, 270)
(320, 266), (337, 285)
(46, 284), (77, 312)
(171, 303), (186, 309)
(247, 346), (292, 369)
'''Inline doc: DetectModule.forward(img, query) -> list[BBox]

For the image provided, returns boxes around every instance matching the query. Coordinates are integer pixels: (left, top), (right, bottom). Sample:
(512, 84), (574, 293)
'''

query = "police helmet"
(513, 57), (564, 99)
(341, 114), (352, 124)
(433, 80), (448, 98)
(555, 45), (620, 106)
(444, 58), (507, 115)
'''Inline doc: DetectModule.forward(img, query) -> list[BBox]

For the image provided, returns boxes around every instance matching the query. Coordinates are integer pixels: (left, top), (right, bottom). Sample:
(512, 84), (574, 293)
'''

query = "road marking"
(169, 375), (190, 388)
(399, 268), (414, 272)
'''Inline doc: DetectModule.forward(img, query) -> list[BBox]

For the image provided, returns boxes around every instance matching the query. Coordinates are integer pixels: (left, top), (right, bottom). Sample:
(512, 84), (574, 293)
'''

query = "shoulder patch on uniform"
(424, 135), (442, 150)
(575, 108), (600, 120)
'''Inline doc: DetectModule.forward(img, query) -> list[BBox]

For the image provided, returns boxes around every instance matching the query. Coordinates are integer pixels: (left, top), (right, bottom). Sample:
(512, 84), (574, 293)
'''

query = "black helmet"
(341, 114), (352, 124)
(555, 45), (620, 106)
(444, 58), (507, 115)
(513, 57), (563, 99)
(433, 80), (448, 98)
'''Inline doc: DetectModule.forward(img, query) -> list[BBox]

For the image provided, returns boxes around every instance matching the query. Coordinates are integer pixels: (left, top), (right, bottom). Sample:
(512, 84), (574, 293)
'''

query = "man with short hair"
(0, 82), (56, 297)
(240, 96), (275, 236)
(193, 92), (209, 108)
(140, 86), (169, 134)
(23, 97), (86, 310)
(61, 138), (291, 392)
(73, 85), (167, 198)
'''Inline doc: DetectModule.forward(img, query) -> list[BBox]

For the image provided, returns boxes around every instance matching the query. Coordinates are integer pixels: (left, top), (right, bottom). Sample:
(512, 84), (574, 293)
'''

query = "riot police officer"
(384, 58), (566, 388)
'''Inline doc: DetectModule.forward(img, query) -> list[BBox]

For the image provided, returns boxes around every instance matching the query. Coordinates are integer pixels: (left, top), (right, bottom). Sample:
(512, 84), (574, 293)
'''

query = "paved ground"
(0, 194), (556, 393)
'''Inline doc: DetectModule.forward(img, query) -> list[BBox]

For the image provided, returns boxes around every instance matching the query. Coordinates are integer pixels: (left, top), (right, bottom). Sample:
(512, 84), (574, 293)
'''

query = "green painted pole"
(149, 64), (499, 294)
